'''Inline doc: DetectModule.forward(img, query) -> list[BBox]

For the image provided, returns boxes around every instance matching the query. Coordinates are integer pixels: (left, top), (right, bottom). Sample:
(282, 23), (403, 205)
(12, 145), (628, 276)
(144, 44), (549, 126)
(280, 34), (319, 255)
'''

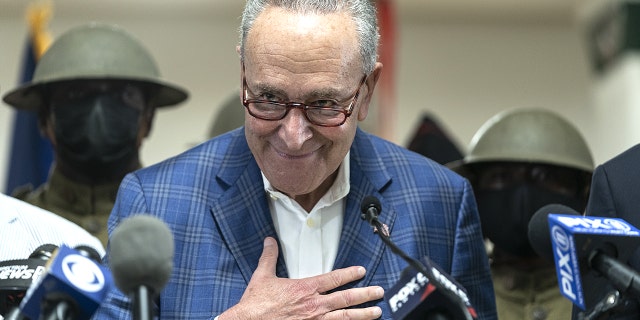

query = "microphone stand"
(3, 307), (25, 320)
(576, 290), (623, 320)
(132, 285), (154, 320)
(43, 300), (74, 320)
(363, 210), (474, 320)
(576, 249), (640, 320)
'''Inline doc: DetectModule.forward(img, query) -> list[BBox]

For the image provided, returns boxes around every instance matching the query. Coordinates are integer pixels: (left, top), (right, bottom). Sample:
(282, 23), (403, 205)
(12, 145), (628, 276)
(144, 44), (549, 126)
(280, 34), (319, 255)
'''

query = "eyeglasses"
(242, 72), (367, 127)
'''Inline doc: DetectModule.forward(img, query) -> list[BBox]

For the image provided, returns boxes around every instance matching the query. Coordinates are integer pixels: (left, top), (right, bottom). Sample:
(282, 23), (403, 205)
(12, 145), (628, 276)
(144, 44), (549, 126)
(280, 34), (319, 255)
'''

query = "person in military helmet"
(2, 23), (188, 247)
(449, 108), (593, 320)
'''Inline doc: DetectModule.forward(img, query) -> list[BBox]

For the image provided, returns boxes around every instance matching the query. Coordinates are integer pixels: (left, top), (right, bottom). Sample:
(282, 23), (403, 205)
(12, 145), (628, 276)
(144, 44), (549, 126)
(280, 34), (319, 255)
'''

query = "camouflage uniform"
(492, 263), (572, 320)
(14, 168), (120, 247)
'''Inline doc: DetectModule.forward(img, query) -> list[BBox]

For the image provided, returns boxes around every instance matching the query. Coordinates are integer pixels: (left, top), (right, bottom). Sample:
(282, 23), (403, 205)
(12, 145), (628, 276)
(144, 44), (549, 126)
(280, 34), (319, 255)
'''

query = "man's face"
(242, 7), (379, 203)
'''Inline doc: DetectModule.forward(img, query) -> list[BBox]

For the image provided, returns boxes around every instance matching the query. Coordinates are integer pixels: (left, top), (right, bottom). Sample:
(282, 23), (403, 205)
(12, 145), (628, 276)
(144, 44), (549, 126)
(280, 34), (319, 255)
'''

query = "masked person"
(449, 108), (593, 320)
(2, 23), (188, 247)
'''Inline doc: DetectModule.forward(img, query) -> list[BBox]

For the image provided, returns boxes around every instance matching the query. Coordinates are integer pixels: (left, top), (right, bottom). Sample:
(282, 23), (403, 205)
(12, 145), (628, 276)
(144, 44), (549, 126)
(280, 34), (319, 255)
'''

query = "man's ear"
(357, 62), (383, 121)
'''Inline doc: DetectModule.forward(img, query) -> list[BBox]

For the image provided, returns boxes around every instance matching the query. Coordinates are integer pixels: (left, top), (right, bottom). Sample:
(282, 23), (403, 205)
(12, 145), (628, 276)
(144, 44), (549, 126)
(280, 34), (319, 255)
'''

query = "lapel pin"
(374, 223), (390, 237)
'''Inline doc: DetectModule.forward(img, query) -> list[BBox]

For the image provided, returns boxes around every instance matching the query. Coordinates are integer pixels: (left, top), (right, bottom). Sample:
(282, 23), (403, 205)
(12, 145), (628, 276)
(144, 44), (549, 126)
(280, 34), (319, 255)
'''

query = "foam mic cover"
(74, 245), (103, 263)
(360, 195), (382, 225)
(28, 244), (58, 261)
(109, 214), (174, 296)
(528, 204), (575, 261)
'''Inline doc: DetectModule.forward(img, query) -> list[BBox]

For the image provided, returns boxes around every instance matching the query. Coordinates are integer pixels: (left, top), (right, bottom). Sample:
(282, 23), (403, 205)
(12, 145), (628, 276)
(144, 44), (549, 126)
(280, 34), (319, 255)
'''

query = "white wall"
(588, 55), (640, 161)
(0, 3), (630, 191)
(394, 19), (593, 153)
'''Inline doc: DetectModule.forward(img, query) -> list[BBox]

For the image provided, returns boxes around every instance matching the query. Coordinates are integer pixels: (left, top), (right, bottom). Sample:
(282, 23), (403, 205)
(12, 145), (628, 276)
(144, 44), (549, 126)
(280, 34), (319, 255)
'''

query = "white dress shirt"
(0, 193), (105, 261)
(263, 153), (350, 279)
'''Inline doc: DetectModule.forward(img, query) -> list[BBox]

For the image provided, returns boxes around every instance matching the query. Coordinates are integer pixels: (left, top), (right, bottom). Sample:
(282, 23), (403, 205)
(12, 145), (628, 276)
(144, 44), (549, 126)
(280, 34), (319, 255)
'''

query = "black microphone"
(73, 245), (103, 263)
(359, 196), (477, 320)
(361, 195), (381, 226)
(109, 214), (174, 320)
(18, 245), (113, 320)
(528, 204), (640, 314)
(0, 244), (56, 319)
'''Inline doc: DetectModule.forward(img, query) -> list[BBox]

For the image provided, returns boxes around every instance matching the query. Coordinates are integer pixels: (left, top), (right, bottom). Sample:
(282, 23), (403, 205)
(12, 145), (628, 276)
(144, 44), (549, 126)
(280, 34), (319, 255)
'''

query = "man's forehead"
(248, 7), (357, 44)
(245, 10), (360, 76)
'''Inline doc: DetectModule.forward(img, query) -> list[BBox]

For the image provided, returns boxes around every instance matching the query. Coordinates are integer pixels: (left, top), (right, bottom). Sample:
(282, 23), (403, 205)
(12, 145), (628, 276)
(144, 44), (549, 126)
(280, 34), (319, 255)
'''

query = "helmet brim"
(3, 77), (188, 112)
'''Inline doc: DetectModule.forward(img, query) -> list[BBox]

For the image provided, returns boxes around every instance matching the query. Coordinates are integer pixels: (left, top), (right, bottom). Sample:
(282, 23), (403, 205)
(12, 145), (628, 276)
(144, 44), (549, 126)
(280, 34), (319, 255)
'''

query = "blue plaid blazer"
(93, 128), (497, 320)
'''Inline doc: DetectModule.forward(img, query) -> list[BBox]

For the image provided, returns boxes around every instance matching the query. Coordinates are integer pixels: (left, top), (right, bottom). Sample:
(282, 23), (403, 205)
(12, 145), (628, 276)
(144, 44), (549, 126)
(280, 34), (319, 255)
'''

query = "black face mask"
(52, 92), (142, 182)
(476, 183), (584, 257)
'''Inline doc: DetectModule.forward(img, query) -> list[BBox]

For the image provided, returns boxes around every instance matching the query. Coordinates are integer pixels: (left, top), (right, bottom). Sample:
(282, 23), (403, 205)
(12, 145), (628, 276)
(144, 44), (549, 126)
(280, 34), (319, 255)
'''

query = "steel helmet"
(3, 22), (188, 111)
(450, 108), (594, 173)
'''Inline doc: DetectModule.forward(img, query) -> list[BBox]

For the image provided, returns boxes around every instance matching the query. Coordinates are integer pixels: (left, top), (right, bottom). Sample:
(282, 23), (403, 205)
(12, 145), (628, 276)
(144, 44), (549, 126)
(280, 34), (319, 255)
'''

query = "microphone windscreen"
(109, 215), (174, 295)
(28, 244), (58, 260)
(360, 195), (381, 214)
(528, 203), (580, 261)
(74, 245), (102, 263)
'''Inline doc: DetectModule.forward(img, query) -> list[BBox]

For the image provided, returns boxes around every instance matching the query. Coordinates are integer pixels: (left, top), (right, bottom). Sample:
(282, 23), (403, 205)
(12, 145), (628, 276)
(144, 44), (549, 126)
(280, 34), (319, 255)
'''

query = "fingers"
(312, 268), (384, 318)
(322, 285), (384, 313)
(254, 237), (279, 277)
(314, 266), (367, 293)
(323, 306), (383, 320)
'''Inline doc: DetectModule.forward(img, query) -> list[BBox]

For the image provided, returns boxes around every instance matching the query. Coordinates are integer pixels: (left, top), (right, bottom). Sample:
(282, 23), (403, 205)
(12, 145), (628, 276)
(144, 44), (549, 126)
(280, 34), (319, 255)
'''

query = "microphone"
(73, 246), (103, 263)
(109, 214), (174, 320)
(361, 195), (381, 226)
(528, 204), (640, 313)
(18, 245), (113, 320)
(359, 196), (477, 320)
(0, 244), (56, 318)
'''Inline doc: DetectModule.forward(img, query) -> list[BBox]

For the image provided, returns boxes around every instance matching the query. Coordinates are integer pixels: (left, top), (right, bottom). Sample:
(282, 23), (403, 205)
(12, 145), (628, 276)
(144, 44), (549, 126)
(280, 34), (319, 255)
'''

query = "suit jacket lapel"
(333, 129), (395, 288)
(209, 132), (288, 284)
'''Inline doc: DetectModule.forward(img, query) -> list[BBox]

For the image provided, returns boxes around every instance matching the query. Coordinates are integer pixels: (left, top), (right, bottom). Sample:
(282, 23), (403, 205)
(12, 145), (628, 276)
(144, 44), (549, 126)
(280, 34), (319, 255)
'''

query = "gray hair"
(239, 0), (379, 75)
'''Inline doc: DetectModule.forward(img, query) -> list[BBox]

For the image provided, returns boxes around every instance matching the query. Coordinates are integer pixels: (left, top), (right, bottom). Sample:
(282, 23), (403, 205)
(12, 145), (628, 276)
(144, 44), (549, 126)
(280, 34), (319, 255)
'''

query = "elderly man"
(94, 1), (496, 319)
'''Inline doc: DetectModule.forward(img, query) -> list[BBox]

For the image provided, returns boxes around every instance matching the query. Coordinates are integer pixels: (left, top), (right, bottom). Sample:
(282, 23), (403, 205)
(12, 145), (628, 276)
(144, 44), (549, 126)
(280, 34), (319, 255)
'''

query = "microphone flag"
(548, 213), (640, 310)
(19, 245), (113, 319)
(385, 256), (477, 320)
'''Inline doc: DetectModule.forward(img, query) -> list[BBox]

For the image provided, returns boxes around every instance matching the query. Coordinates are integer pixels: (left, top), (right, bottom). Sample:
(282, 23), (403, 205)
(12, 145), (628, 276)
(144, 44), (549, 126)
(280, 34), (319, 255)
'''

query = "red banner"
(376, 0), (396, 141)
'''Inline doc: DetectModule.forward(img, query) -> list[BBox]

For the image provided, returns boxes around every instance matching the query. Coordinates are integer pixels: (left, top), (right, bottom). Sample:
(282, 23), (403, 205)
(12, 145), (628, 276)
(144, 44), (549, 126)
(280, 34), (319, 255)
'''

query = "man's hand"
(219, 237), (384, 320)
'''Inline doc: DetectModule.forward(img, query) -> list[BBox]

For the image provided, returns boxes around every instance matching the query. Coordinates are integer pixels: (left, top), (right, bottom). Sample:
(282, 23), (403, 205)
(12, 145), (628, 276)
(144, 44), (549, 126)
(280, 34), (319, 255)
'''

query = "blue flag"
(4, 39), (54, 194)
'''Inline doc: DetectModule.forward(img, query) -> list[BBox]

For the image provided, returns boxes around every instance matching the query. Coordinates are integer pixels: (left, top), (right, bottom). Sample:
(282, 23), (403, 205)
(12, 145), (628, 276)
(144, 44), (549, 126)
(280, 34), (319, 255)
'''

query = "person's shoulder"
(129, 128), (250, 189)
(139, 128), (248, 173)
(602, 143), (640, 169)
(0, 193), (105, 259)
(10, 183), (35, 200)
(0, 192), (44, 214)
(355, 130), (464, 182)
(605, 144), (640, 163)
